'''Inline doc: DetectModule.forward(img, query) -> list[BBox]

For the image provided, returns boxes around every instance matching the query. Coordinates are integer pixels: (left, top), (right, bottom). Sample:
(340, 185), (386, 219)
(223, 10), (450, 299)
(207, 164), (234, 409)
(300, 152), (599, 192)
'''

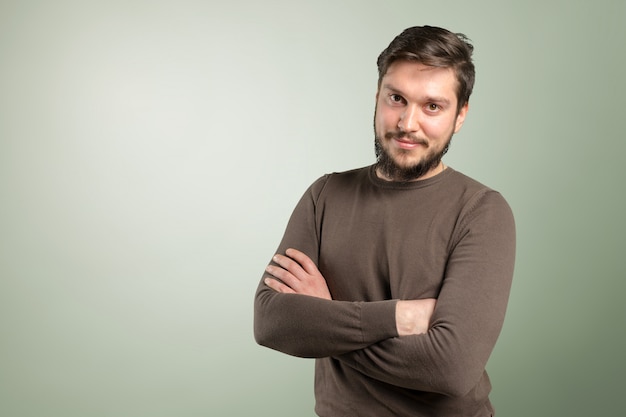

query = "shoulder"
(446, 169), (491, 194)
(446, 169), (509, 204)
(446, 169), (515, 229)
(308, 166), (372, 197)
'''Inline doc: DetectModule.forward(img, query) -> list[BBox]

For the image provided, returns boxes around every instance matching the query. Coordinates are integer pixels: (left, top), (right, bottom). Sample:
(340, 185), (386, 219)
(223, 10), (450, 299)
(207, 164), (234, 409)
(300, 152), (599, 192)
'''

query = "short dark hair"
(377, 26), (475, 111)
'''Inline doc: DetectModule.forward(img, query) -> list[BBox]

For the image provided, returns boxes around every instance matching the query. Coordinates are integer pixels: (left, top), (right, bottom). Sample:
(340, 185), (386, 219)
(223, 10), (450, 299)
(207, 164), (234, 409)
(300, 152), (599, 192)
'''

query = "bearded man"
(254, 25), (516, 417)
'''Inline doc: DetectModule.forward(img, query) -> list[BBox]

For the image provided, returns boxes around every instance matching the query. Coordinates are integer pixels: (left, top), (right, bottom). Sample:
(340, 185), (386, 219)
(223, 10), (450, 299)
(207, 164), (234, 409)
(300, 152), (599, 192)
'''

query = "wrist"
(395, 301), (415, 336)
(395, 299), (435, 336)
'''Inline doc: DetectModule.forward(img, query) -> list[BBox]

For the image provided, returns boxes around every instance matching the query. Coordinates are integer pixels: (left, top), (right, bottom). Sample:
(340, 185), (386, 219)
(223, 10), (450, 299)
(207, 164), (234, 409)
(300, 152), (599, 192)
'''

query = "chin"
(391, 153), (423, 168)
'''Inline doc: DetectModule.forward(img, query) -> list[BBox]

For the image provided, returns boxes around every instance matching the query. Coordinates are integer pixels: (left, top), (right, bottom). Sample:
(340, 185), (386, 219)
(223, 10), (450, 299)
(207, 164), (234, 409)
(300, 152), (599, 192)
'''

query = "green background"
(1, 0), (624, 415)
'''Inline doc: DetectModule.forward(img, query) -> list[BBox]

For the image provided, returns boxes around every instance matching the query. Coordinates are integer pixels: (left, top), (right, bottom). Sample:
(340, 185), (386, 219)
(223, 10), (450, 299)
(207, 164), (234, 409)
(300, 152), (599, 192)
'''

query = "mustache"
(383, 131), (429, 147)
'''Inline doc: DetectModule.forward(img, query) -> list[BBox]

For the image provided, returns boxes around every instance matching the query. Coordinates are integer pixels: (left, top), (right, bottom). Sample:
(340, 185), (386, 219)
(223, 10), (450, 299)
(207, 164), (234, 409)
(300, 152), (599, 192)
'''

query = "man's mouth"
(386, 132), (428, 148)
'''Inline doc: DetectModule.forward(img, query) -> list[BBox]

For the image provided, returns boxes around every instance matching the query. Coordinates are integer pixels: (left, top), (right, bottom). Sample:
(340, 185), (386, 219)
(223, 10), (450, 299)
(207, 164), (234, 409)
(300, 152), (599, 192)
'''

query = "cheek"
(375, 107), (397, 129)
(423, 118), (455, 137)
(373, 108), (384, 132)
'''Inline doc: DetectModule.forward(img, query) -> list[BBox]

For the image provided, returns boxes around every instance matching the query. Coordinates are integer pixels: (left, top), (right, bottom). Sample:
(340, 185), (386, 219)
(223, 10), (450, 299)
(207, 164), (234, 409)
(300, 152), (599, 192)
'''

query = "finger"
(264, 277), (295, 294)
(273, 254), (305, 278)
(265, 264), (300, 290)
(285, 248), (319, 275)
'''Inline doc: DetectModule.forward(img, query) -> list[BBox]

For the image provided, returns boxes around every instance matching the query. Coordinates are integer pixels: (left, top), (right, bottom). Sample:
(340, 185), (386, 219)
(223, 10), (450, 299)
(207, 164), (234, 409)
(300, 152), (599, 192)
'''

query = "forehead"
(381, 61), (459, 101)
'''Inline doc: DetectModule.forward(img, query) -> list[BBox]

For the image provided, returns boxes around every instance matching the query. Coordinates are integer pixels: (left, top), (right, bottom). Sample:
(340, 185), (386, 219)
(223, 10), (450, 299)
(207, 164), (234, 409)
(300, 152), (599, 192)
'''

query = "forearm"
(254, 282), (398, 358)
(335, 301), (507, 396)
(335, 283), (510, 396)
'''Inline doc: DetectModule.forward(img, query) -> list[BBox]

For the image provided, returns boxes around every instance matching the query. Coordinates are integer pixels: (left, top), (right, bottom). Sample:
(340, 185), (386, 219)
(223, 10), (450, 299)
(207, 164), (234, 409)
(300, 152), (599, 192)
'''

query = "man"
(254, 25), (516, 416)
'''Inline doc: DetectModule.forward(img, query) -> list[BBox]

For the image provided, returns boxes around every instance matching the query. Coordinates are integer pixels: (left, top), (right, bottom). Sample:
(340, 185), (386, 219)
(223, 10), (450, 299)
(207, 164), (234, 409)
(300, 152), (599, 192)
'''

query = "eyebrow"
(381, 83), (403, 95)
(381, 84), (452, 106)
(425, 96), (452, 106)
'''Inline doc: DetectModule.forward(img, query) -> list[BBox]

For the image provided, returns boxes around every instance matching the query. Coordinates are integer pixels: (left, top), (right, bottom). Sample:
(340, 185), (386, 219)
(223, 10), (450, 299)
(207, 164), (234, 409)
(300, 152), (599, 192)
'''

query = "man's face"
(374, 60), (468, 181)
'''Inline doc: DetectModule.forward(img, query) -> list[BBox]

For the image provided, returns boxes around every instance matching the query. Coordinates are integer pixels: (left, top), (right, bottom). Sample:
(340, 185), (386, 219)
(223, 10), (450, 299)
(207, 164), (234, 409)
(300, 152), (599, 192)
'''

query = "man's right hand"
(395, 299), (437, 336)
(264, 248), (332, 300)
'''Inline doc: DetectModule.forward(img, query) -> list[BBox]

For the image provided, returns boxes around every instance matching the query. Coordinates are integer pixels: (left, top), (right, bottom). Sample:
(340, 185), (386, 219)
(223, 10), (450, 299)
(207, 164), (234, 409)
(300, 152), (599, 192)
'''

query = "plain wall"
(1, 0), (624, 415)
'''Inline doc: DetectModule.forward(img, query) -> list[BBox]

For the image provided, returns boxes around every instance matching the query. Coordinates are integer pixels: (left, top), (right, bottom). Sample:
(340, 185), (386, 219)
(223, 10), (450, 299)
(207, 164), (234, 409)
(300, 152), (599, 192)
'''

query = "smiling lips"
(385, 132), (429, 149)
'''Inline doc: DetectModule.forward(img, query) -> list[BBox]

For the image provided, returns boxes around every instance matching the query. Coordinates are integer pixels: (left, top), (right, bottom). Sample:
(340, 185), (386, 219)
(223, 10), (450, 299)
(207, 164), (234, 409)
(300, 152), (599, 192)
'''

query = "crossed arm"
(259, 244), (510, 396)
(264, 248), (436, 337)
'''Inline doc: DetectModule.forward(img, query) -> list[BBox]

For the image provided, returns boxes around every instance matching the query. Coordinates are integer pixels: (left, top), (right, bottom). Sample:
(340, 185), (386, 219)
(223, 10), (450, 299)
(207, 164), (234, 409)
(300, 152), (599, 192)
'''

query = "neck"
(376, 161), (446, 182)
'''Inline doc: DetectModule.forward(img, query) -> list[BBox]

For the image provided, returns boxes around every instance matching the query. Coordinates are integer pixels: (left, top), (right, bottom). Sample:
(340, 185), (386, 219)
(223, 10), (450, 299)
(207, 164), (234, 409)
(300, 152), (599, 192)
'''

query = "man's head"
(377, 26), (475, 113)
(374, 26), (475, 182)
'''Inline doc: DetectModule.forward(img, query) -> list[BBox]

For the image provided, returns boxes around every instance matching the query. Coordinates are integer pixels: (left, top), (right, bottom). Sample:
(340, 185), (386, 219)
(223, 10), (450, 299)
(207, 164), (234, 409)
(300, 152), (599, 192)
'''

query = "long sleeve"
(253, 175), (399, 358)
(335, 190), (516, 396)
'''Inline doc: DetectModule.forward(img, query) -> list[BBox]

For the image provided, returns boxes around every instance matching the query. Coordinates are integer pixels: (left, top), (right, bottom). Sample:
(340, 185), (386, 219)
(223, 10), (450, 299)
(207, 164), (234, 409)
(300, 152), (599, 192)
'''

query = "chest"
(317, 189), (461, 301)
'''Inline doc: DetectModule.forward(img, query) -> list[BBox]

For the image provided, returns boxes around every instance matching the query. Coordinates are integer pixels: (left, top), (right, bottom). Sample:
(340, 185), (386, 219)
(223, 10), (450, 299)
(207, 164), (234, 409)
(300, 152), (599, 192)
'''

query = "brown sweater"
(254, 165), (516, 416)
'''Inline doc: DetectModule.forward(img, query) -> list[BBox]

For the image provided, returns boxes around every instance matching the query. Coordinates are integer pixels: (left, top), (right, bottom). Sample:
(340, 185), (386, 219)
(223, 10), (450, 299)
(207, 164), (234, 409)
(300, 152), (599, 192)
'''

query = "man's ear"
(454, 102), (469, 133)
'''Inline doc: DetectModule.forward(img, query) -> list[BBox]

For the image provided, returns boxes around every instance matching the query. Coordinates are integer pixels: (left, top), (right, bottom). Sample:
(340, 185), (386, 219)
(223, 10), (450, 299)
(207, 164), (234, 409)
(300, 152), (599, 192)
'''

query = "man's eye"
(427, 103), (440, 112)
(390, 94), (404, 103)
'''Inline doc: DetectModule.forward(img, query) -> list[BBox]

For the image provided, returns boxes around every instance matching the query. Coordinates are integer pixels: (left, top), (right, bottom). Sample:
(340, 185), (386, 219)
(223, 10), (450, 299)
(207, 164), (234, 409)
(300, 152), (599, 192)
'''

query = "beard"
(374, 131), (452, 182)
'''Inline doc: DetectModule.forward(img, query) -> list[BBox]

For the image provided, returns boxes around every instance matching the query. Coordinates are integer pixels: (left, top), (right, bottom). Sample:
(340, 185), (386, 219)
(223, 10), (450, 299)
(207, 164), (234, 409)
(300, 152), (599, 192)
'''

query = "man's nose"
(398, 105), (420, 132)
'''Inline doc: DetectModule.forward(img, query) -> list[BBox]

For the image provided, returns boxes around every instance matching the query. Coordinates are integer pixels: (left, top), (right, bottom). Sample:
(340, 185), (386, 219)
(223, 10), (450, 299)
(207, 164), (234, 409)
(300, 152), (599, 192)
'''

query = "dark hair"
(377, 26), (475, 111)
